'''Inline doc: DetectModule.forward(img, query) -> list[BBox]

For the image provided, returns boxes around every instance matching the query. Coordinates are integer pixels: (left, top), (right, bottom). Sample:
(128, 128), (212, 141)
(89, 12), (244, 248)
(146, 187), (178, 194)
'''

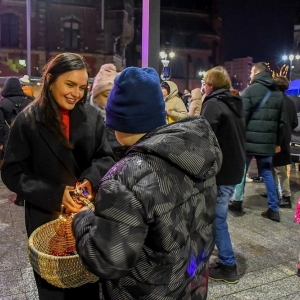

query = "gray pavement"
(0, 161), (299, 299)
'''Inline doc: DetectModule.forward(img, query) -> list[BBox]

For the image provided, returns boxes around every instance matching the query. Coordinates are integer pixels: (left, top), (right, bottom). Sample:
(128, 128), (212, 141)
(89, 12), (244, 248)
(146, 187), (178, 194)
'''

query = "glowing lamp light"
(159, 51), (166, 59)
(19, 59), (26, 67)
(296, 55), (300, 60)
(169, 52), (175, 58)
(289, 54), (295, 61)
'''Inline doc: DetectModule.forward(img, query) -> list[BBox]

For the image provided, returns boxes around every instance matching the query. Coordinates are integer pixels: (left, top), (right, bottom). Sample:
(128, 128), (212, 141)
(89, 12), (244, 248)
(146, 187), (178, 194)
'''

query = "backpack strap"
(249, 90), (271, 120)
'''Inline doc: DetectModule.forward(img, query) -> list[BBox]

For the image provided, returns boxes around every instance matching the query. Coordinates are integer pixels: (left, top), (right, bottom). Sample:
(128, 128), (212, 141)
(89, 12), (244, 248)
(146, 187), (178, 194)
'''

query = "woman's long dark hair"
(35, 53), (90, 148)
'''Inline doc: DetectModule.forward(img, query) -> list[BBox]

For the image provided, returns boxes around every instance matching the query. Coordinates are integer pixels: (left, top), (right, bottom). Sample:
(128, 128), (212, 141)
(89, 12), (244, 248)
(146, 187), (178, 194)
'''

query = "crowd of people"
(0, 53), (299, 299)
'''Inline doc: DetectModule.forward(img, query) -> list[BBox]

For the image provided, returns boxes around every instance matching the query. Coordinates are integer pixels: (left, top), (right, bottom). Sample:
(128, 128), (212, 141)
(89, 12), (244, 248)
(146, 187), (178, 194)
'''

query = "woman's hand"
(62, 186), (83, 213)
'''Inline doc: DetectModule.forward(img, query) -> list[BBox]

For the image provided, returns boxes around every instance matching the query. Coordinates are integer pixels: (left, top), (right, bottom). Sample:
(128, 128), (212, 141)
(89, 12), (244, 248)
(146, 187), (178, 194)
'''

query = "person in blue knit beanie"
(106, 66), (167, 135)
(73, 66), (222, 300)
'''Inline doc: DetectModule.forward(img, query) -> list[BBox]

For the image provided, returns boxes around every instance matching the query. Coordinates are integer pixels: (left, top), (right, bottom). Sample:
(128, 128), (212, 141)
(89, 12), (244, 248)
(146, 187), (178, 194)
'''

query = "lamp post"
(159, 51), (175, 81)
(282, 54), (300, 81)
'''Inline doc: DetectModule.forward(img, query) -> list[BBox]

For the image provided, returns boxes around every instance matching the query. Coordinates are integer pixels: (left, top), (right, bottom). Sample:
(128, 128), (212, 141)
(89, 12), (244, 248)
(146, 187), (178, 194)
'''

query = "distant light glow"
(169, 52), (175, 58)
(289, 54), (295, 61)
(19, 59), (26, 67)
(282, 55), (287, 61)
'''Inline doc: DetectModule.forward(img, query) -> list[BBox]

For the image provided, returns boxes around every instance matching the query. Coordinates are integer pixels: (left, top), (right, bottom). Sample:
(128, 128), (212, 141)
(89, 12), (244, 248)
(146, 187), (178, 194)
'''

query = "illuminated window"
(64, 18), (80, 50)
(1, 13), (19, 47)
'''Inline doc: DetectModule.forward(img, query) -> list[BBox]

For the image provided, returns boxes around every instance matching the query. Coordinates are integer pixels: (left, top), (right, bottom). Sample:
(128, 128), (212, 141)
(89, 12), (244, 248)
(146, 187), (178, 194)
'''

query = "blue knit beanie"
(106, 67), (167, 133)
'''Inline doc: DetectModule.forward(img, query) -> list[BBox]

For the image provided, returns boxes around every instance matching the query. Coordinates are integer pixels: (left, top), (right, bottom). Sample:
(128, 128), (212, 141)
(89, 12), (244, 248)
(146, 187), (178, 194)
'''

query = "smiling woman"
(49, 69), (88, 111)
(0, 52), (115, 300)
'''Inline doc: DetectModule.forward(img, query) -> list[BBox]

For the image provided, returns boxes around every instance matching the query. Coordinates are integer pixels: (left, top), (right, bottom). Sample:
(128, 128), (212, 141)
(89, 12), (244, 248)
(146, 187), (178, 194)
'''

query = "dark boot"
(278, 196), (291, 208)
(209, 263), (239, 284)
(252, 176), (263, 183)
(261, 208), (280, 222)
(228, 201), (243, 212)
(14, 195), (24, 207)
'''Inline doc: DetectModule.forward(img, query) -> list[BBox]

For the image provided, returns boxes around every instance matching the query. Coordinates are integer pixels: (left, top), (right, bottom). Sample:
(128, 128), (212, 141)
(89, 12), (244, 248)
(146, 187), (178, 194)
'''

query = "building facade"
(224, 57), (253, 91)
(0, 0), (223, 92)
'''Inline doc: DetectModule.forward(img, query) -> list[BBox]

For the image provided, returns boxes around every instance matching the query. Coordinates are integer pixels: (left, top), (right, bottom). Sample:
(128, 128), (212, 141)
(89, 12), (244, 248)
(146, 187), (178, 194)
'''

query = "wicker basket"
(28, 207), (98, 288)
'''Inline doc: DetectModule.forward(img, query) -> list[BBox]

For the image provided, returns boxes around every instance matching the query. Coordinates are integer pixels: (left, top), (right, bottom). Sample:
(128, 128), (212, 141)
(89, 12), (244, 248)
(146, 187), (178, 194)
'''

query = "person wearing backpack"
(0, 77), (31, 206)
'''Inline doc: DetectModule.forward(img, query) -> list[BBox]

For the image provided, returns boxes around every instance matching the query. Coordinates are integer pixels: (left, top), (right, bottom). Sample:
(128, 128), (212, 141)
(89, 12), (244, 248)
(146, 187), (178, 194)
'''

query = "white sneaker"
(246, 174), (253, 183)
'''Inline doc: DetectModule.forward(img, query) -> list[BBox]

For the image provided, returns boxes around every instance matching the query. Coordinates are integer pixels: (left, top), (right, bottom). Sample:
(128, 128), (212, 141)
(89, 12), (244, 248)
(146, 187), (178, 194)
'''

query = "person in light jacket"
(161, 80), (188, 123)
(188, 88), (203, 116)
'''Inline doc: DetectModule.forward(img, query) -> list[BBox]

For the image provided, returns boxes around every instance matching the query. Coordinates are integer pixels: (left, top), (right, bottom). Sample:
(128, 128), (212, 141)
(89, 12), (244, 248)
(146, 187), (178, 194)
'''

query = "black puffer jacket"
(201, 89), (245, 185)
(241, 71), (286, 156)
(0, 77), (31, 149)
(73, 117), (222, 300)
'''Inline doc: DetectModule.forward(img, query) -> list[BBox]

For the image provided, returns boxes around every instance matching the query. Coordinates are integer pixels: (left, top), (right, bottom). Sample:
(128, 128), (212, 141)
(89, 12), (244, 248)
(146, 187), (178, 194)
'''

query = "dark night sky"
(217, 0), (300, 66)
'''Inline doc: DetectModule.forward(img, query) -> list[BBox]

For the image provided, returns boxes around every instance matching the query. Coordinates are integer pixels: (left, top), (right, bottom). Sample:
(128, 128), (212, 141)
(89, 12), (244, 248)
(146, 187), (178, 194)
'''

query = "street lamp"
(159, 51), (175, 81)
(282, 54), (300, 81)
(198, 70), (206, 78)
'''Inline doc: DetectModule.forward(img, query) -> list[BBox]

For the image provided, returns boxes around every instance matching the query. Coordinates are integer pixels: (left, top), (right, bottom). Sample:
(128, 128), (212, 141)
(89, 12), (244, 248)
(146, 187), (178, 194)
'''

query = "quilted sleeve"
(73, 178), (148, 279)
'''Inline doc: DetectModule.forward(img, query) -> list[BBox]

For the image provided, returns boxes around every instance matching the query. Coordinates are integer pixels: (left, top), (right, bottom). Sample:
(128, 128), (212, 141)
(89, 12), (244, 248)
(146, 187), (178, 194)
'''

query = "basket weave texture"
(28, 215), (98, 288)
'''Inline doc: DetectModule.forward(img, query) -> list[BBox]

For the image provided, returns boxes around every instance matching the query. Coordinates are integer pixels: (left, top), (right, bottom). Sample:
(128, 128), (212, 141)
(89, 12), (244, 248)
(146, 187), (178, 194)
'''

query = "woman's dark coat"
(1, 101), (115, 236)
(73, 117), (222, 300)
(273, 93), (298, 166)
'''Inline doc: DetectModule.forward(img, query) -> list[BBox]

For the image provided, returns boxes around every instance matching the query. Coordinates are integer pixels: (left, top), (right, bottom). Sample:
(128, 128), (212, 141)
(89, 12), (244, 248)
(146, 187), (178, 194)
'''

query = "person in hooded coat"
(73, 67), (222, 300)
(161, 80), (188, 123)
(0, 77), (32, 206)
(230, 62), (286, 222)
(188, 88), (203, 116)
(0, 77), (31, 152)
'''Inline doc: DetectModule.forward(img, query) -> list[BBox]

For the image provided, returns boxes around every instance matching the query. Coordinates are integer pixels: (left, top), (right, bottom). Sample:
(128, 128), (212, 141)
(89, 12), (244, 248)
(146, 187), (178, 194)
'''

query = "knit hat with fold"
(106, 67), (166, 134)
(92, 64), (118, 98)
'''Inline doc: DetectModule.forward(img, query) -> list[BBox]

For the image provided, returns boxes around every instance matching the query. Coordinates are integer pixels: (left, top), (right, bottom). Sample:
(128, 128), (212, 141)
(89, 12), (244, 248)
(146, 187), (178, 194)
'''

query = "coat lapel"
(34, 105), (81, 181)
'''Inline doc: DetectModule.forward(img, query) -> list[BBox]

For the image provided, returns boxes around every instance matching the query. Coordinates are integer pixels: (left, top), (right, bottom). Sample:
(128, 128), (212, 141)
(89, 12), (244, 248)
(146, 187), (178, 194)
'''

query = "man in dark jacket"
(232, 62), (286, 222)
(201, 66), (245, 284)
(0, 77), (31, 206)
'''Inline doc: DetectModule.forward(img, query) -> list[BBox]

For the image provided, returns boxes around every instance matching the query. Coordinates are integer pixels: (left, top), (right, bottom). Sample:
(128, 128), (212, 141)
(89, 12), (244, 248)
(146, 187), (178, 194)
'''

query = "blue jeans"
(246, 155), (279, 211)
(215, 185), (236, 266)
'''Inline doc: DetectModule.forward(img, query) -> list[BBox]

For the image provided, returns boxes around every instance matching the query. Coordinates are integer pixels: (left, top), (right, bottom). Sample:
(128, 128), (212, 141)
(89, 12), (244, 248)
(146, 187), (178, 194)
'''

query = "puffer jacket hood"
(1, 77), (24, 98)
(164, 80), (179, 102)
(251, 71), (277, 89)
(204, 88), (244, 118)
(127, 116), (222, 180)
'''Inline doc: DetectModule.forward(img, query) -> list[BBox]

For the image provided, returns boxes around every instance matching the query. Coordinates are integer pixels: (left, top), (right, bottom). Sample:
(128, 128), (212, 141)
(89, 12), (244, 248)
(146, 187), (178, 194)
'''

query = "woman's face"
(93, 90), (110, 108)
(50, 69), (88, 110)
